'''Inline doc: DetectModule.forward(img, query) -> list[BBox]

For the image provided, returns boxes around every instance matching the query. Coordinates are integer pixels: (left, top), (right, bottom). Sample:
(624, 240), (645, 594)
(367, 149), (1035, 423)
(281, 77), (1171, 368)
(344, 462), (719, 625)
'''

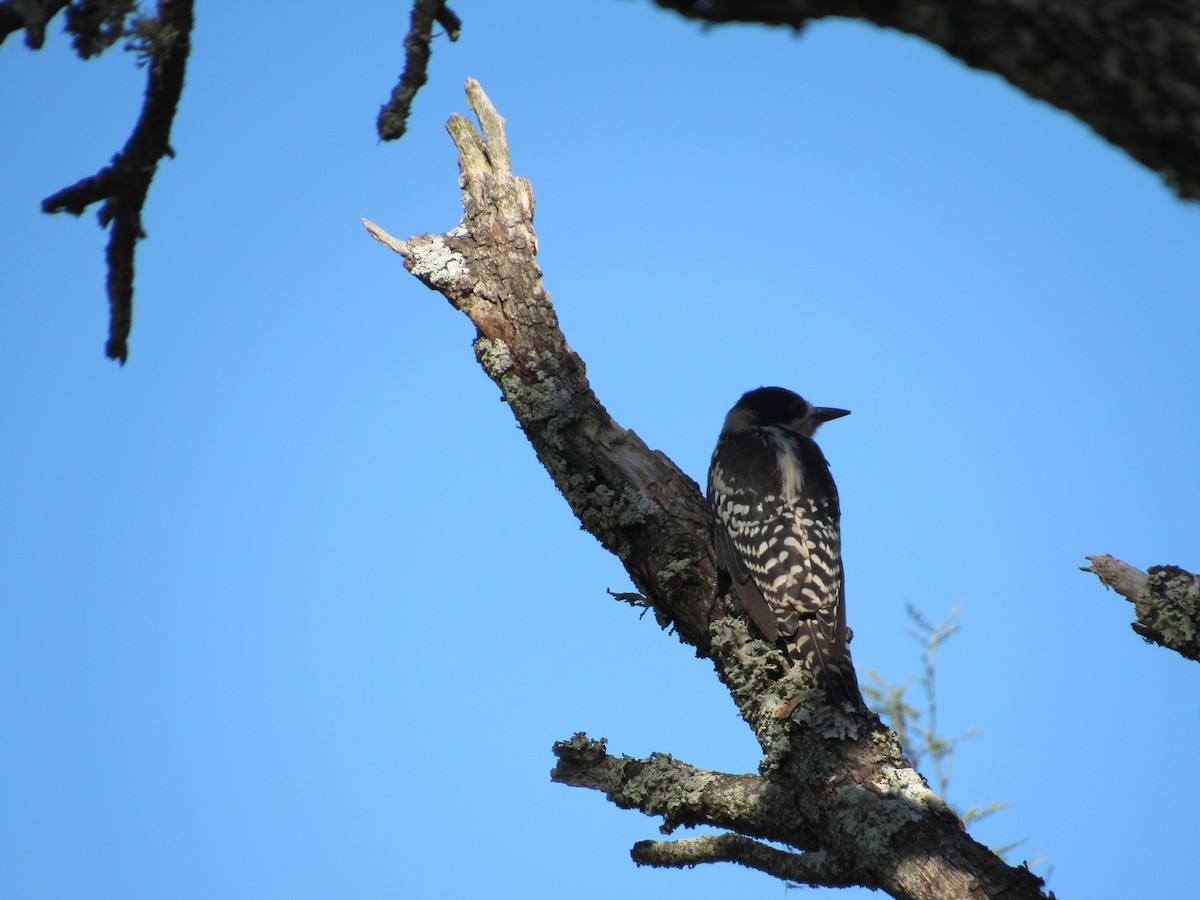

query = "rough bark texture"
(652, 0), (1200, 201)
(364, 80), (1048, 900)
(1084, 555), (1200, 663)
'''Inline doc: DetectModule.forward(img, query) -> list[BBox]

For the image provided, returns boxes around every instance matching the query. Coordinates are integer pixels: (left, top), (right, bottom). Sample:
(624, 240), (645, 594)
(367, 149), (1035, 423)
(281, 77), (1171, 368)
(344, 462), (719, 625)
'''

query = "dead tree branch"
(550, 733), (793, 843)
(377, 0), (461, 141)
(651, 0), (1200, 202)
(1084, 555), (1200, 663)
(40, 0), (194, 364)
(365, 79), (1049, 900)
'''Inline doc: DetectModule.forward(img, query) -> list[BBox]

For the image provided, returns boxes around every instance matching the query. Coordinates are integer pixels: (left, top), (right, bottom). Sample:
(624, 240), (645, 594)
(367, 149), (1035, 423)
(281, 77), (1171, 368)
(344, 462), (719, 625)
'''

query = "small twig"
(912, 604), (962, 799)
(41, 0), (194, 363)
(607, 589), (653, 619)
(377, 0), (462, 141)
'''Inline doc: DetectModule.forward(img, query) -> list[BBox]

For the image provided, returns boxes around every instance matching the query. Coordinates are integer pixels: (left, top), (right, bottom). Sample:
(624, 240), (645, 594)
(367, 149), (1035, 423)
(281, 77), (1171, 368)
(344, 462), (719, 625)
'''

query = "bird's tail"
(796, 619), (863, 709)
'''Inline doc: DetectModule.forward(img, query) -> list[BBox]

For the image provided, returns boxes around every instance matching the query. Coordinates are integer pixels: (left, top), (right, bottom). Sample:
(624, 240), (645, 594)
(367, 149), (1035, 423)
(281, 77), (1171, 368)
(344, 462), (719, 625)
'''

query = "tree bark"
(651, 0), (1200, 202)
(364, 79), (1048, 900)
(1084, 555), (1200, 663)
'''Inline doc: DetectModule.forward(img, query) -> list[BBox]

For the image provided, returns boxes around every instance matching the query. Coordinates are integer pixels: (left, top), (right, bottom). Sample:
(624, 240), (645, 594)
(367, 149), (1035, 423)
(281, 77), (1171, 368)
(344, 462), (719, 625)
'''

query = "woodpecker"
(707, 386), (862, 707)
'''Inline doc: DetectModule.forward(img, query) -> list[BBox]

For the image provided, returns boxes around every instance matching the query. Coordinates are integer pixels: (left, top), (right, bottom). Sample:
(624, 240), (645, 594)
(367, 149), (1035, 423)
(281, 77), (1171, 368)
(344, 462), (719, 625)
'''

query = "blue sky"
(3, 2), (1198, 897)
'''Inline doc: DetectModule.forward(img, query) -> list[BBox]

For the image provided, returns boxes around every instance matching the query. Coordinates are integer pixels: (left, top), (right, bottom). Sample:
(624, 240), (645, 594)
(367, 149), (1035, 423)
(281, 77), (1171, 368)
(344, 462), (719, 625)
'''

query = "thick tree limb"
(1084, 555), (1200, 662)
(41, 0), (194, 364)
(651, 0), (1200, 202)
(377, 0), (461, 141)
(366, 80), (1048, 899)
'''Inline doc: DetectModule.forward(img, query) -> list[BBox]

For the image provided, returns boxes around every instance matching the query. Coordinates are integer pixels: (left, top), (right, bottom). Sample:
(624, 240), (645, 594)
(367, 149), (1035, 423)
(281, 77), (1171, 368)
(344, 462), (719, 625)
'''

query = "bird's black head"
(722, 386), (849, 438)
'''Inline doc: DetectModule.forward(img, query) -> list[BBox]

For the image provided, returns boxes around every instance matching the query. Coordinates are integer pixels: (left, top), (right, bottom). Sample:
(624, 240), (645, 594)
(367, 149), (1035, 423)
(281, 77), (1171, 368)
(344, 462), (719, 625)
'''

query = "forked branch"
(41, 0), (195, 363)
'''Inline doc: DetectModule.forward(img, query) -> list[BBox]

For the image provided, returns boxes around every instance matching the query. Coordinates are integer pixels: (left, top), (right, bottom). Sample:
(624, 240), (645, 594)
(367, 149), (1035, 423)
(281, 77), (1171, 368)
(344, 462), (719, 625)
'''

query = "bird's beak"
(815, 407), (851, 423)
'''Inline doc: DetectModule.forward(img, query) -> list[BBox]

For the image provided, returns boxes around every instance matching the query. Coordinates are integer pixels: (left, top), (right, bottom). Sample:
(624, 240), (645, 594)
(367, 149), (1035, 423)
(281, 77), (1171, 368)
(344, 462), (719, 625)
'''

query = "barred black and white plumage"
(707, 387), (862, 708)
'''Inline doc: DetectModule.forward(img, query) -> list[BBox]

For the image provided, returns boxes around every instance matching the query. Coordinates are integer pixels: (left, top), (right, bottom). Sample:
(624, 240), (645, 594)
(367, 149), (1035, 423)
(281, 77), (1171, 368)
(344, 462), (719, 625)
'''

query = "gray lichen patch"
(708, 617), (863, 766)
(829, 761), (947, 857)
(503, 351), (575, 436)
(882, 764), (944, 810)
(627, 753), (719, 832)
(830, 788), (920, 854)
(517, 376), (573, 430)
(571, 483), (658, 559)
(592, 484), (658, 527)
(474, 336), (513, 377)
(1141, 565), (1200, 657)
(709, 616), (773, 695)
(709, 617), (787, 734)
(408, 235), (470, 285)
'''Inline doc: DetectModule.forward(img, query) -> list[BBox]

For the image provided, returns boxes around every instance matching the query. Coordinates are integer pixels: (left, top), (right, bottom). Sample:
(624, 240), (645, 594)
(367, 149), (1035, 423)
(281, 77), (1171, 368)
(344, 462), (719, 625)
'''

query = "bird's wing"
(773, 500), (859, 704)
(713, 518), (780, 643)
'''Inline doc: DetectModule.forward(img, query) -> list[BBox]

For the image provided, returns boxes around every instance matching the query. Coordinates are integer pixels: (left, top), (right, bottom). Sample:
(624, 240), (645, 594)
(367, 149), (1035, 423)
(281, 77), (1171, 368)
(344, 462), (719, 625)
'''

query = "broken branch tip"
(362, 218), (408, 255)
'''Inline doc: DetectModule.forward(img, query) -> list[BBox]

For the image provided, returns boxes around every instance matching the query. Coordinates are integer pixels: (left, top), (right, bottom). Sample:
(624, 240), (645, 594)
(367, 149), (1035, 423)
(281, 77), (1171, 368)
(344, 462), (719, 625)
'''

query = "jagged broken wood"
(365, 79), (1048, 899)
(1084, 555), (1200, 663)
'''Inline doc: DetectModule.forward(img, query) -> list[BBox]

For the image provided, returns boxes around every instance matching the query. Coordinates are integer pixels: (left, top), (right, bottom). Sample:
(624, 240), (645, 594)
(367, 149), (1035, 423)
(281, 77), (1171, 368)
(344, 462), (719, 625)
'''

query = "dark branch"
(66, 0), (140, 59)
(41, 0), (194, 364)
(650, 0), (1200, 202)
(377, 0), (461, 141)
(434, 3), (461, 40)
(0, 0), (69, 49)
(1084, 555), (1200, 663)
